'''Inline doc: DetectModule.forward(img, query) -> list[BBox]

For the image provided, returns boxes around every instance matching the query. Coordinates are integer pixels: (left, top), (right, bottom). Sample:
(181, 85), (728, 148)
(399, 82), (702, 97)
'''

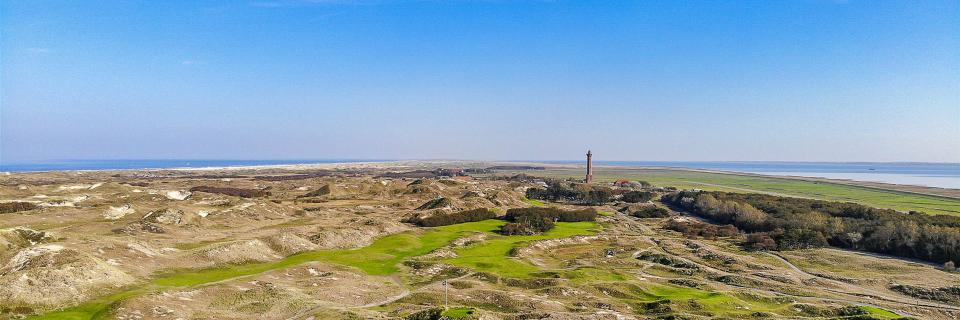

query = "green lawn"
(507, 168), (960, 216)
(522, 198), (547, 207)
(859, 306), (901, 319)
(563, 267), (627, 284)
(443, 221), (599, 278)
(442, 307), (476, 319)
(31, 220), (597, 319)
(631, 284), (796, 317)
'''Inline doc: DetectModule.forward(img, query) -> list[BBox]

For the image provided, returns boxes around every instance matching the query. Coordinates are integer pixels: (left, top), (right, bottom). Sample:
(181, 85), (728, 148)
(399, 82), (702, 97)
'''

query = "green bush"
(406, 308), (443, 320)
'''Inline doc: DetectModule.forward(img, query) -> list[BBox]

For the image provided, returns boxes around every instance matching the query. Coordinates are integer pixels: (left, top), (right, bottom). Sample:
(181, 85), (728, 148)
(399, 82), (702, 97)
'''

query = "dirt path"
(764, 252), (960, 313)
(286, 272), (477, 320)
(762, 252), (813, 277)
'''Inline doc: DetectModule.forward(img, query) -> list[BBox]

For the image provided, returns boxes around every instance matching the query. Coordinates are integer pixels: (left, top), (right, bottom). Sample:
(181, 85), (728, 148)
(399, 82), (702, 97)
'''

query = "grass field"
(441, 307), (476, 319)
(521, 198), (547, 207)
(443, 221), (599, 278)
(31, 219), (597, 320)
(507, 168), (960, 216)
(635, 284), (792, 317)
(860, 306), (902, 319)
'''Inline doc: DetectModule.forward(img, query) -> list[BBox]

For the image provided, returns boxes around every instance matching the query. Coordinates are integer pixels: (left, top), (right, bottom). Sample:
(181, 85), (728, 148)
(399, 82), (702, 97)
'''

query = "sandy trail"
(286, 273), (476, 320)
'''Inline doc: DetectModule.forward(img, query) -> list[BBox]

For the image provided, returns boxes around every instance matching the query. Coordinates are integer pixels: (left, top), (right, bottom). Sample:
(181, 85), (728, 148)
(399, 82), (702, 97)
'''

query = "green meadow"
(29, 218), (903, 320)
(634, 284), (793, 317)
(441, 307), (476, 319)
(443, 221), (598, 278)
(516, 168), (960, 216)
(31, 220), (596, 320)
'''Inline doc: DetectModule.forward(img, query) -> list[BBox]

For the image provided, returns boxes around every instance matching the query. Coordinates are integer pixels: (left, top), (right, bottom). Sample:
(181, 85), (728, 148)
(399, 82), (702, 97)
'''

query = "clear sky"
(2, 0), (958, 163)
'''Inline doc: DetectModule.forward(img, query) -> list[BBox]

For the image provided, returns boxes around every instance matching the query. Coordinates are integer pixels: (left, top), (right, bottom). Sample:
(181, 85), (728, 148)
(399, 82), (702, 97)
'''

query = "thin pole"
(443, 280), (448, 309)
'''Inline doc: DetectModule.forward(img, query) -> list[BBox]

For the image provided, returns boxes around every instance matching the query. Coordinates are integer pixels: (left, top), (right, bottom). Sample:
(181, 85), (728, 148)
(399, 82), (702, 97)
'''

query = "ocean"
(1, 159), (957, 189)
(550, 161), (960, 189)
(0, 159), (383, 173)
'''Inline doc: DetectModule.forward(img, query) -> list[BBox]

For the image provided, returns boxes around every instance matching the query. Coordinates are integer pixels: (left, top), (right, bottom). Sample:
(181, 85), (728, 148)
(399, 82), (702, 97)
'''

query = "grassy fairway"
(443, 221), (599, 278)
(859, 306), (901, 319)
(441, 307), (476, 319)
(514, 168), (960, 216)
(522, 198), (547, 207)
(628, 284), (801, 318)
(31, 220), (597, 320)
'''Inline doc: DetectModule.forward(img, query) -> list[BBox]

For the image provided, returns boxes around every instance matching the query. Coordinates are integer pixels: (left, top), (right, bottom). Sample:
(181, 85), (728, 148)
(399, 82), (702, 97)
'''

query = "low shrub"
(629, 206), (671, 218)
(406, 308), (442, 320)
(417, 197), (452, 210)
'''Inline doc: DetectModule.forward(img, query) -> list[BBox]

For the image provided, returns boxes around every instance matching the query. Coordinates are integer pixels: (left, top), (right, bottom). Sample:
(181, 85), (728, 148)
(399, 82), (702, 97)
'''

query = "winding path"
(285, 273), (476, 320)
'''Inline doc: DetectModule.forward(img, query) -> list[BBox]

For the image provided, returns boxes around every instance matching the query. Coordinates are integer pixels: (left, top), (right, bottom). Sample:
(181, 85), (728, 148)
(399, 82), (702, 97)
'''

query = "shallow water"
(552, 161), (960, 189)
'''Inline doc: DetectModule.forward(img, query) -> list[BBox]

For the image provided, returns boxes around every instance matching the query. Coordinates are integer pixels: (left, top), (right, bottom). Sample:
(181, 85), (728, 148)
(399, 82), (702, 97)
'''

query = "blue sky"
(2, 0), (958, 162)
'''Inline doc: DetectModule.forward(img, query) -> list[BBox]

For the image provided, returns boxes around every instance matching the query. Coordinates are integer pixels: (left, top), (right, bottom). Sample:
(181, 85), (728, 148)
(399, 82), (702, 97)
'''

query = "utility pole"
(442, 280), (449, 310)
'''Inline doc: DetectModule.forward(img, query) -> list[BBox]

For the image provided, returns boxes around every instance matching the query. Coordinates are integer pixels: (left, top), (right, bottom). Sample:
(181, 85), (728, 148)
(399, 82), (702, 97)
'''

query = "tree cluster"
(405, 208), (497, 227)
(499, 216), (555, 236)
(0, 202), (37, 214)
(661, 191), (960, 265)
(621, 191), (654, 203)
(499, 207), (596, 235)
(504, 207), (597, 223)
(525, 183), (613, 205)
(664, 218), (738, 239)
(623, 205), (671, 218)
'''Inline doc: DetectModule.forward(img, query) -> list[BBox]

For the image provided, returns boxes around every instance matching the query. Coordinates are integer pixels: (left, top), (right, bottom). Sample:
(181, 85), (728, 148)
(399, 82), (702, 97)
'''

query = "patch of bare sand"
(113, 262), (405, 320)
(0, 244), (134, 308)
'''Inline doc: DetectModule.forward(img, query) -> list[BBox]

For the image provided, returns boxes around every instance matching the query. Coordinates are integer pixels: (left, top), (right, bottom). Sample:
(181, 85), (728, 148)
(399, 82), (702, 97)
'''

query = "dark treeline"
(253, 170), (335, 181)
(525, 182), (613, 205)
(504, 207), (598, 223)
(405, 208), (497, 227)
(189, 186), (271, 198)
(0, 202), (37, 214)
(500, 207), (597, 235)
(487, 165), (546, 171)
(661, 191), (960, 265)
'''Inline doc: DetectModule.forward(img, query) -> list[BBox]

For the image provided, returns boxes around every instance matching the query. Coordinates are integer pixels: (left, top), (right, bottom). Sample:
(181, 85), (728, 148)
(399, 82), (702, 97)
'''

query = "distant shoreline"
(2, 159), (956, 196)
